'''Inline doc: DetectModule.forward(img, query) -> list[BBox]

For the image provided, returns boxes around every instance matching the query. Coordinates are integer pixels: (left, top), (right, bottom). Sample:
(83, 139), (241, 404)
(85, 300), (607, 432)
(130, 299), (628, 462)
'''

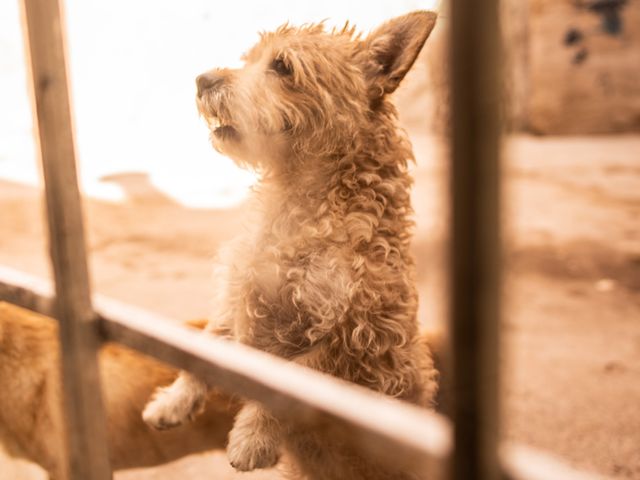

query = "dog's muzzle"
(196, 71), (224, 98)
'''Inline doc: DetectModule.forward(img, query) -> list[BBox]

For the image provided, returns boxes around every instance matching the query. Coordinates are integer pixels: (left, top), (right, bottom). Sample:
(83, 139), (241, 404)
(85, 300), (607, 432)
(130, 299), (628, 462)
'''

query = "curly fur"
(143, 10), (439, 480)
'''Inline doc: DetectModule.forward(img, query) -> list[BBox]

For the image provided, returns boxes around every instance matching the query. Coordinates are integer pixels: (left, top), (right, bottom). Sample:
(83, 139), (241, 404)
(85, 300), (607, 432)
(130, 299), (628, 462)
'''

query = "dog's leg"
(142, 371), (207, 430)
(227, 401), (282, 471)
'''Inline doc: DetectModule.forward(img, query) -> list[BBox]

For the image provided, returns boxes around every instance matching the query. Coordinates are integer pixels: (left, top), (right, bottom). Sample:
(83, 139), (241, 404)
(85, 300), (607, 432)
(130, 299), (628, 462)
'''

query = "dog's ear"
(363, 11), (437, 101)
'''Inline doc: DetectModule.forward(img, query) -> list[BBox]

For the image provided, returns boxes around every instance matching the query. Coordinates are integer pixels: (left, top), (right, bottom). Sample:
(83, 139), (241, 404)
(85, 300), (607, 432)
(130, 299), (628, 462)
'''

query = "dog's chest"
(227, 242), (314, 352)
(232, 208), (313, 303)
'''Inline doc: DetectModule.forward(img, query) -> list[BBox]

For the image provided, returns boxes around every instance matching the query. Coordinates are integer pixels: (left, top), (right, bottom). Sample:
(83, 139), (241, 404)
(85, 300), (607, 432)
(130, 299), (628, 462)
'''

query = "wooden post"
(19, 0), (112, 478)
(448, 0), (502, 479)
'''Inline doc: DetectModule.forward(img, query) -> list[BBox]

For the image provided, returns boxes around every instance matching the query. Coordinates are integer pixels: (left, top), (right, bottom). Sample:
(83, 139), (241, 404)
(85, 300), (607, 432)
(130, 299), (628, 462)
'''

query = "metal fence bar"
(18, 0), (112, 478)
(0, 268), (612, 480)
(0, 265), (54, 316)
(0, 267), (451, 474)
(98, 298), (452, 475)
(449, 0), (502, 479)
(500, 445), (608, 480)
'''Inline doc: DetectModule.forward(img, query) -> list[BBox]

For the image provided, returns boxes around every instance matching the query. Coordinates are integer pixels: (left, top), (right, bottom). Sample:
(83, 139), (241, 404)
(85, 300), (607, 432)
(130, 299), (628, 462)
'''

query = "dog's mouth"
(208, 116), (239, 141)
(197, 94), (240, 142)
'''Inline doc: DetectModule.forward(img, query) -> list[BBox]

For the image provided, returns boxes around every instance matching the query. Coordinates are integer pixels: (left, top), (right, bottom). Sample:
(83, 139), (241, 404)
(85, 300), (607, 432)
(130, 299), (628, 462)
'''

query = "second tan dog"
(0, 301), (239, 480)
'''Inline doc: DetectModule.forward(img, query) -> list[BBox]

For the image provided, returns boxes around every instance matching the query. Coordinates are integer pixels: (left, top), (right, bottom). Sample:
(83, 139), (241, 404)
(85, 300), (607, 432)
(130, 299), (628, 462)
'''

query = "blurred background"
(0, 0), (638, 479)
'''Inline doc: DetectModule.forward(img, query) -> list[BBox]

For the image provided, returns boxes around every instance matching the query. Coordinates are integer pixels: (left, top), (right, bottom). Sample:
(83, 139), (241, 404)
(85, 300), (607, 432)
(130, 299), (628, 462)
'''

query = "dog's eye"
(271, 58), (292, 76)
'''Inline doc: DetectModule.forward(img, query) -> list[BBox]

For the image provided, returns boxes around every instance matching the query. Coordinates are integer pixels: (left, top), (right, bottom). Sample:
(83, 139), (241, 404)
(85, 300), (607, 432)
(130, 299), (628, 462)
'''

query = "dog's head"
(196, 11), (437, 171)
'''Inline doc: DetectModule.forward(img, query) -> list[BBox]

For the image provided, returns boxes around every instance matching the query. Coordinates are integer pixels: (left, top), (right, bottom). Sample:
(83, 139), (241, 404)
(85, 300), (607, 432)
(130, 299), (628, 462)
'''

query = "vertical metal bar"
(448, 0), (502, 479)
(19, 0), (112, 478)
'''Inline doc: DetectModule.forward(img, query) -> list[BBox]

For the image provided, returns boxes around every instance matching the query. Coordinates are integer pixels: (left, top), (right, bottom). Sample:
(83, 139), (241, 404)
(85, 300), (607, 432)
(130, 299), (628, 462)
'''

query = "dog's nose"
(196, 72), (224, 97)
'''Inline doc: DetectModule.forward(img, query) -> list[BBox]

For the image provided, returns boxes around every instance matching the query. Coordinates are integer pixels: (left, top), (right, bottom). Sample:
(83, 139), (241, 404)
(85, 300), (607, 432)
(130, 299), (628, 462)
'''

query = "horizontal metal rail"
(0, 265), (609, 480)
(501, 444), (608, 480)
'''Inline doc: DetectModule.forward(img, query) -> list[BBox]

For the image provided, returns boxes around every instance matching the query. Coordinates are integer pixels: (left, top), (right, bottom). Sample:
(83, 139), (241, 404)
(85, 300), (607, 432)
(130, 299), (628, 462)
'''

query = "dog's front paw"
(142, 374), (207, 430)
(227, 427), (280, 471)
(142, 390), (192, 430)
(226, 402), (282, 471)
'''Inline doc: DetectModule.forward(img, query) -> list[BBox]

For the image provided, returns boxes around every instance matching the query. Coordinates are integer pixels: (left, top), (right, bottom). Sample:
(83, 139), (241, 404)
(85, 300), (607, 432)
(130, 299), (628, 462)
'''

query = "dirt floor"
(0, 133), (638, 479)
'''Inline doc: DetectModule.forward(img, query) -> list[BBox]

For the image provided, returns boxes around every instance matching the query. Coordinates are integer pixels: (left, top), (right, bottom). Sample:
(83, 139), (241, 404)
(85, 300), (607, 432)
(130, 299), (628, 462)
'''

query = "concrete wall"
(395, 0), (640, 135)
(528, 0), (640, 134)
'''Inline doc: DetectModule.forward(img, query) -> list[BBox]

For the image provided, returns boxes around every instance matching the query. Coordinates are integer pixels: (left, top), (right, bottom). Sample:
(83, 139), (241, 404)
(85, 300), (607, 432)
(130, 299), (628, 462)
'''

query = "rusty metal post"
(19, 0), (112, 478)
(448, 0), (502, 478)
